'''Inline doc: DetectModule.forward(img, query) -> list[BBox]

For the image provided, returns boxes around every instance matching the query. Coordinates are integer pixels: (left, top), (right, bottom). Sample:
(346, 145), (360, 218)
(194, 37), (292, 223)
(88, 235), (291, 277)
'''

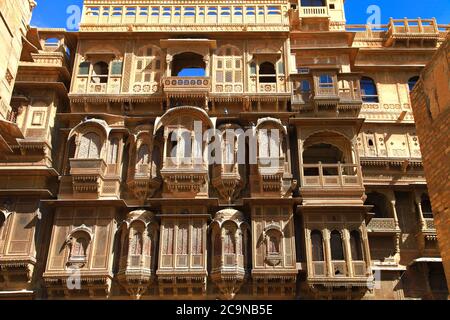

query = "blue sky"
(31, 0), (450, 30)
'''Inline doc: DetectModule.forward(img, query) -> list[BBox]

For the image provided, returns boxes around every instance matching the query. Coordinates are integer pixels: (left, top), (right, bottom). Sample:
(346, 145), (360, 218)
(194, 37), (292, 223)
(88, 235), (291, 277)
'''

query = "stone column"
(323, 229), (333, 277)
(342, 229), (353, 277)
(414, 191), (427, 230)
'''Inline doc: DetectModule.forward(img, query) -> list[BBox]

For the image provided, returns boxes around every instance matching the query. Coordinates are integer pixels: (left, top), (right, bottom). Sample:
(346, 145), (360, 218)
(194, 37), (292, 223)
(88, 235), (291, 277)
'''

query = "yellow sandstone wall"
(411, 37), (450, 294)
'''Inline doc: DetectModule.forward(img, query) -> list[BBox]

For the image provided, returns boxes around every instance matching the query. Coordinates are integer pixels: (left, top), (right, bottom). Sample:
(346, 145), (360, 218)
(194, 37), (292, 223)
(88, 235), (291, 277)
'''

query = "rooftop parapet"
(80, 0), (290, 32)
(347, 18), (449, 47)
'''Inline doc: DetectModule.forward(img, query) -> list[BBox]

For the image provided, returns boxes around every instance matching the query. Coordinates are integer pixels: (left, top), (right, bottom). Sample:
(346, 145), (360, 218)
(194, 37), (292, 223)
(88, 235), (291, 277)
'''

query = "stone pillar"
(414, 192), (427, 230)
(342, 229), (353, 277)
(203, 55), (210, 77)
(166, 54), (173, 77)
(323, 229), (333, 277)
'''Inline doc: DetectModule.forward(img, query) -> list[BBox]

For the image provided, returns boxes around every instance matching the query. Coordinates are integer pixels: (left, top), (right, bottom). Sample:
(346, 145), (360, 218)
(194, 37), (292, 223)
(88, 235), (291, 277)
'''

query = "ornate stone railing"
(301, 163), (363, 189)
(424, 217), (436, 230)
(80, 1), (289, 31)
(299, 6), (328, 17)
(387, 18), (440, 37)
(312, 261), (326, 276)
(352, 261), (367, 276)
(70, 158), (107, 176)
(367, 218), (399, 233)
(163, 77), (211, 95)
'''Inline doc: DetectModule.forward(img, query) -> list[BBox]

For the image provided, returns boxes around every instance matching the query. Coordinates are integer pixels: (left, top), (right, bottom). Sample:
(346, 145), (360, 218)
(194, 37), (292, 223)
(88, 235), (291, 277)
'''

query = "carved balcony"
(417, 217), (438, 256)
(162, 77), (211, 99)
(69, 158), (107, 195)
(212, 164), (244, 204)
(385, 18), (440, 47)
(160, 159), (209, 198)
(298, 6), (329, 18)
(210, 209), (249, 299)
(367, 218), (401, 235)
(251, 157), (296, 198)
(127, 163), (162, 201)
(300, 163), (365, 203)
(291, 73), (362, 117)
(308, 260), (371, 289)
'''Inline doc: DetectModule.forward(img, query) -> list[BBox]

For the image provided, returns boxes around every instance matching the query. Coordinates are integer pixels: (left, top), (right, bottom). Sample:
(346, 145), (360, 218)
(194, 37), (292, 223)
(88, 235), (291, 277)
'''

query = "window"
(68, 231), (91, 263)
(134, 46), (163, 84)
(365, 192), (390, 218)
(259, 128), (283, 158)
(330, 231), (344, 260)
(259, 62), (276, 83)
(360, 77), (379, 103)
(408, 76), (419, 92)
(350, 231), (364, 261)
(78, 61), (91, 76)
(421, 194), (433, 218)
(266, 229), (281, 255)
(311, 230), (324, 261)
(301, 0), (326, 6)
(215, 46), (243, 85)
(319, 74), (334, 88)
(78, 132), (102, 159)
(110, 61), (123, 75)
(91, 61), (109, 83)
(224, 229), (236, 254)
(130, 230), (143, 256)
(299, 80), (311, 93)
(137, 144), (150, 165)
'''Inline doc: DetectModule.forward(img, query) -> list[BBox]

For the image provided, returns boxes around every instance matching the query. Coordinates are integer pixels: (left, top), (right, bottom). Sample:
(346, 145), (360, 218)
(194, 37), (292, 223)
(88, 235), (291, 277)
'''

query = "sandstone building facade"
(411, 35), (450, 296)
(0, 0), (448, 300)
(0, 0), (36, 153)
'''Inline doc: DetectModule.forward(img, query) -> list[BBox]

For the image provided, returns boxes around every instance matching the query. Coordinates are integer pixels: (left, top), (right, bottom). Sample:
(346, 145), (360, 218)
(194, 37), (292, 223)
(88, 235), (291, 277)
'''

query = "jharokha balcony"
(69, 158), (107, 195)
(291, 71), (363, 117)
(298, 6), (329, 18)
(300, 163), (365, 203)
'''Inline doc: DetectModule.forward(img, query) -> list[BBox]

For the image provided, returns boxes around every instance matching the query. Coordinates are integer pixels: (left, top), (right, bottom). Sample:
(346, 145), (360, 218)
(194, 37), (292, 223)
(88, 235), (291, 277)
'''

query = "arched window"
(259, 62), (276, 83)
(130, 230), (143, 256)
(266, 229), (281, 255)
(360, 77), (379, 103)
(259, 128), (283, 159)
(350, 231), (364, 261)
(365, 192), (390, 218)
(330, 230), (344, 260)
(91, 61), (109, 83)
(408, 76), (419, 92)
(78, 132), (102, 159)
(68, 231), (91, 263)
(311, 230), (324, 261)
(134, 46), (163, 84)
(137, 144), (150, 165)
(421, 193), (433, 218)
(172, 52), (205, 77)
(223, 229), (236, 254)
(215, 46), (243, 86)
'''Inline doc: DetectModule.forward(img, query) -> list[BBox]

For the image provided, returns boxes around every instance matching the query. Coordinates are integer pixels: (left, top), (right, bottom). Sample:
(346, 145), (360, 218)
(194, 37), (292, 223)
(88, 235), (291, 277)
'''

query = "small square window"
(32, 111), (45, 126)
(329, 4), (335, 9)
